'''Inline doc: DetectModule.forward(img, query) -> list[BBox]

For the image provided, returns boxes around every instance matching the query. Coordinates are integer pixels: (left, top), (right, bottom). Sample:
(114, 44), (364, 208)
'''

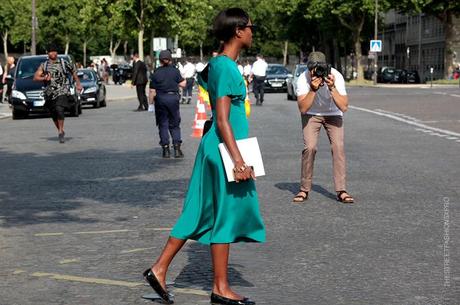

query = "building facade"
(378, 10), (459, 81)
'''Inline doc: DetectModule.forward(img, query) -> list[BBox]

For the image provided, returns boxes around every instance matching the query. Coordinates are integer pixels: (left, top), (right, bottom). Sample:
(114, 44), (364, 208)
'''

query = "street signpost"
(370, 39), (382, 85)
(370, 40), (382, 52)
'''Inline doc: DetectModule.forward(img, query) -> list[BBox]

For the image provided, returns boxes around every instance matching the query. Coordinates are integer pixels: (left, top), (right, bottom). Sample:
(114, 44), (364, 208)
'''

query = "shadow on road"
(174, 242), (254, 291)
(274, 182), (336, 200)
(0, 148), (188, 228)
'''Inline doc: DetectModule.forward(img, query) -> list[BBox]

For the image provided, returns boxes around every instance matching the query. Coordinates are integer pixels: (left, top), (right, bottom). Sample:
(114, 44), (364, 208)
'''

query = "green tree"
(0, 0), (28, 62)
(305, 0), (391, 82)
(38, 0), (81, 54)
(176, 0), (214, 61)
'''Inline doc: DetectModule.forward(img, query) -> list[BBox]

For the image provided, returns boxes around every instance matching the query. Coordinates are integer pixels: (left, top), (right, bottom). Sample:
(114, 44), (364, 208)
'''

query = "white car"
(286, 64), (308, 101)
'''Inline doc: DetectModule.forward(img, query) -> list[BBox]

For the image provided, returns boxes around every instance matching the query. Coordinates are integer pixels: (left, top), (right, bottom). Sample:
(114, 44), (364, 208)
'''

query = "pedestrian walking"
(148, 50), (186, 158)
(33, 44), (82, 144)
(142, 8), (264, 305)
(0, 63), (4, 103)
(250, 54), (267, 105)
(132, 53), (149, 111)
(3, 57), (16, 104)
(243, 59), (251, 83)
(181, 58), (196, 104)
(292, 51), (354, 204)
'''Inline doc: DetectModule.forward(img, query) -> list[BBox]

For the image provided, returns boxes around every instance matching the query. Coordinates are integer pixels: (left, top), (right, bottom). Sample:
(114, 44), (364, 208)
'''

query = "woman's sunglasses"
(240, 24), (257, 32)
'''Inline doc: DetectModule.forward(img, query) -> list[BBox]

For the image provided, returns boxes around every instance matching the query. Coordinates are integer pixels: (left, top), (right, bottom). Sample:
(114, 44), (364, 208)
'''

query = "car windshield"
(295, 66), (308, 77)
(16, 57), (45, 79)
(267, 65), (288, 75)
(78, 71), (95, 82)
(16, 56), (71, 79)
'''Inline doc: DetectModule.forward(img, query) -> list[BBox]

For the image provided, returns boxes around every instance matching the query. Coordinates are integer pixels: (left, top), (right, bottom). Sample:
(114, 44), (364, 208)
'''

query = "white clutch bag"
(218, 137), (265, 182)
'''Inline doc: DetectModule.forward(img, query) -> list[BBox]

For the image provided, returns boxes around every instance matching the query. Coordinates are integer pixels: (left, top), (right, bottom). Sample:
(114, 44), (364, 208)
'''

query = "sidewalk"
(0, 101), (12, 120)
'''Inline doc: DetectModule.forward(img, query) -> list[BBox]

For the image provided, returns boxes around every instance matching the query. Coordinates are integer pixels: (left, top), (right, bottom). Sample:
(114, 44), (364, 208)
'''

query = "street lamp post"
(373, 0), (378, 85)
(31, 0), (37, 55)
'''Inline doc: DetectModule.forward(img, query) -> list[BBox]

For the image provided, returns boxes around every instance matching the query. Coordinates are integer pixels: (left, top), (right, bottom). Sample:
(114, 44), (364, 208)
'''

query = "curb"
(0, 113), (12, 120)
(106, 96), (137, 102)
(347, 83), (460, 89)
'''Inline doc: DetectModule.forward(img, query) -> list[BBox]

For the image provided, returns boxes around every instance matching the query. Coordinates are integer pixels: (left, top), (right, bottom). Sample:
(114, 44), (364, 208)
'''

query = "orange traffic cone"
(191, 93), (208, 138)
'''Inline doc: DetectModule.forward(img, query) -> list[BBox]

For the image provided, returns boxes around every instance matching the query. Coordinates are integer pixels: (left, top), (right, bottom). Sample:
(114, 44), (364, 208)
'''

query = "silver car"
(286, 64), (308, 100)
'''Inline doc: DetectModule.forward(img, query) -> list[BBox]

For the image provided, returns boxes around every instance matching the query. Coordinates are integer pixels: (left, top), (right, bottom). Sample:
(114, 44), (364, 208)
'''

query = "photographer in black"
(34, 44), (82, 143)
(293, 51), (354, 204)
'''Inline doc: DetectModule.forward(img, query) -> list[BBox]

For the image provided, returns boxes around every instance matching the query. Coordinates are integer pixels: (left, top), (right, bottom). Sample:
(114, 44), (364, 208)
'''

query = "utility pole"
(31, 0), (37, 55)
(373, 0), (378, 85)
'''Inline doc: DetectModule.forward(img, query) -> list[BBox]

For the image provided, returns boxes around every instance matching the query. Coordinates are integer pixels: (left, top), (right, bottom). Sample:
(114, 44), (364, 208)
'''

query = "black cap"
(159, 50), (172, 60)
(47, 43), (59, 53)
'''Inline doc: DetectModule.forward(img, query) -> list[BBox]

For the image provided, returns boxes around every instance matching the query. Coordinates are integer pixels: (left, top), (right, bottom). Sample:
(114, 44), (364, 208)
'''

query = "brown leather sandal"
(337, 190), (354, 204)
(293, 191), (308, 203)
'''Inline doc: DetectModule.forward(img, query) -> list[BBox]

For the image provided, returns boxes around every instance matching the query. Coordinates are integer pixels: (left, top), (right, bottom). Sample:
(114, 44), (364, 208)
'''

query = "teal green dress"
(170, 56), (266, 245)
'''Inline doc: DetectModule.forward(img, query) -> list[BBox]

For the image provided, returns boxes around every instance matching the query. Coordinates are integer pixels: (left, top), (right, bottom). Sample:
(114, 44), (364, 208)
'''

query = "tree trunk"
(137, 0), (145, 60)
(138, 28), (144, 60)
(2, 30), (9, 63)
(199, 41), (203, 62)
(353, 32), (364, 82)
(109, 37), (121, 63)
(83, 40), (87, 67)
(443, 11), (458, 78)
(65, 35), (70, 55)
(124, 40), (128, 58)
(283, 40), (289, 66)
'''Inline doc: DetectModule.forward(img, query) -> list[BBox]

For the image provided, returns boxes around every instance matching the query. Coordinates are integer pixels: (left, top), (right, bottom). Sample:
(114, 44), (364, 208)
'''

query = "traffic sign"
(370, 40), (382, 52)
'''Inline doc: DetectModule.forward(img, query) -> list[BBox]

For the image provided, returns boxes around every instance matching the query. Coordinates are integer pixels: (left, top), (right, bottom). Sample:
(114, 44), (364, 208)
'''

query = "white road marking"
(120, 247), (155, 254)
(73, 229), (133, 235)
(59, 258), (80, 264)
(14, 270), (208, 296)
(350, 106), (460, 138)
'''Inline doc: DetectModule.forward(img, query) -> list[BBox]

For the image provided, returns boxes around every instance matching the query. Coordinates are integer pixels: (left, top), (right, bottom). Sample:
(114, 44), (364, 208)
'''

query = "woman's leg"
(211, 243), (244, 300)
(150, 237), (186, 289)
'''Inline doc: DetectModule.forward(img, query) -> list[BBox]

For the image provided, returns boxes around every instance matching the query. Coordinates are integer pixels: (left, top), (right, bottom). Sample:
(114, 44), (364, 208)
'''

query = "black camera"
(308, 62), (331, 79)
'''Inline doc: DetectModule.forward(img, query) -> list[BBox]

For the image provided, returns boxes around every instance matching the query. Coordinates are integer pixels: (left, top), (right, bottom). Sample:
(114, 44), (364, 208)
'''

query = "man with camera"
(293, 51), (354, 204)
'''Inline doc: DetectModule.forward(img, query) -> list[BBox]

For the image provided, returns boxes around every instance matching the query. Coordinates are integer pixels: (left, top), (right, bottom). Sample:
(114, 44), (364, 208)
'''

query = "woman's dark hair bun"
(213, 8), (250, 43)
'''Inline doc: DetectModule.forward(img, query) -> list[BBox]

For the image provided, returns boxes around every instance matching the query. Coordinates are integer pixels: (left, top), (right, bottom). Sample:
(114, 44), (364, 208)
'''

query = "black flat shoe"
(210, 293), (255, 305)
(143, 268), (173, 304)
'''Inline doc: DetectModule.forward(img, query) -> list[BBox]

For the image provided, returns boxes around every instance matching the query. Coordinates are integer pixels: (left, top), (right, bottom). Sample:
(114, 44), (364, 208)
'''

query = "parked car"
(406, 70), (421, 83)
(377, 66), (396, 83)
(286, 64), (308, 100)
(111, 64), (133, 85)
(263, 64), (292, 92)
(10, 54), (81, 120)
(393, 69), (407, 83)
(78, 69), (107, 108)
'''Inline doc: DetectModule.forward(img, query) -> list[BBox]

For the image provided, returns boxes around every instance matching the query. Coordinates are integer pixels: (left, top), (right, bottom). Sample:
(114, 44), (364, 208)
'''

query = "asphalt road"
(0, 86), (458, 305)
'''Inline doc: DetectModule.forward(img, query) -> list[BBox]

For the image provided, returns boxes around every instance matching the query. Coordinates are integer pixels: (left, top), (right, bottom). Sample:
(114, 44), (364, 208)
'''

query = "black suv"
(10, 55), (81, 120)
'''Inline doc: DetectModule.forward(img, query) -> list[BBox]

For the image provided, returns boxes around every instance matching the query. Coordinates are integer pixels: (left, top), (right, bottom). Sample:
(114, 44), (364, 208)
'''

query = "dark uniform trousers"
(253, 76), (266, 104)
(155, 92), (182, 146)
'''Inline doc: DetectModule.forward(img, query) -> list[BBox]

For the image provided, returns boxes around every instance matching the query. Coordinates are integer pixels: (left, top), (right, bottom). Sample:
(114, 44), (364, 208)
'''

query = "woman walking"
(143, 8), (265, 305)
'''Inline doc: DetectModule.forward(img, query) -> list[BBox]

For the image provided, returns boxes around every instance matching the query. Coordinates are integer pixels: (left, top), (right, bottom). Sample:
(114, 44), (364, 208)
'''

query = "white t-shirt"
(243, 64), (251, 76)
(182, 62), (196, 78)
(238, 64), (244, 75)
(196, 62), (205, 73)
(251, 59), (268, 77)
(296, 67), (347, 116)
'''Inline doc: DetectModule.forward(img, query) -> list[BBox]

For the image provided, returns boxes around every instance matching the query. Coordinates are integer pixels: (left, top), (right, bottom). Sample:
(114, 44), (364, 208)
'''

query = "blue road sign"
(370, 40), (382, 52)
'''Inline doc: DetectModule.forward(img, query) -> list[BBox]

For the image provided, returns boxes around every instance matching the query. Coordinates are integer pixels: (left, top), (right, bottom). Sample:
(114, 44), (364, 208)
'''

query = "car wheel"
(70, 102), (79, 117)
